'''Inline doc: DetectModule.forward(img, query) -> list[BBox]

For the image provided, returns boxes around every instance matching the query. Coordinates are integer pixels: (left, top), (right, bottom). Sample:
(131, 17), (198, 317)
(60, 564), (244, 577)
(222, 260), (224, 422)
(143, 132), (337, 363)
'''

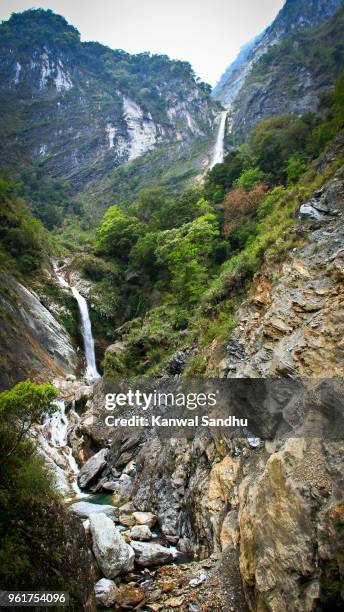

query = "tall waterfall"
(71, 287), (100, 380)
(210, 110), (227, 168)
(53, 263), (100, 380)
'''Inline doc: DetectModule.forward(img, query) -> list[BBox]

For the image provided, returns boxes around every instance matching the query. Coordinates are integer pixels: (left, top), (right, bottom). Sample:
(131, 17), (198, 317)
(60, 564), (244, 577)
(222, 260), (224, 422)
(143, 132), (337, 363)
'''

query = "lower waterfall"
(42, 399), (86, 498)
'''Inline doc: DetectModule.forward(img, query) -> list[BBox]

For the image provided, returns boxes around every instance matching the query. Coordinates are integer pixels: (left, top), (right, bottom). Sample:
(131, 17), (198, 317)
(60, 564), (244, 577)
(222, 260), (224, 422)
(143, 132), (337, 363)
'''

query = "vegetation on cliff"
(220, 0), (344, 141)
(0, 9), (217, 226)
(0, 381), (94, 608)
(0, 176), (51, 275)
(75, 76), (344, 378)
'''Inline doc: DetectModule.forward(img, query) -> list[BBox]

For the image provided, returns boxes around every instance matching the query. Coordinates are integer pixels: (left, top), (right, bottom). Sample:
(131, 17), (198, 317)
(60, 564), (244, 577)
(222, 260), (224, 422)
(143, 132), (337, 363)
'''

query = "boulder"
(119, 513), (136, 528)
(101, 480), (119, 492)
(77, 449), (108, 489)
(122, 460), (137, 477)
(111, 474), (134, 504)
(89, 513), (132, 578)
(70, 501), (118, 521)
(130, 540), (175, 567)
(132, 511), (157, 528)
(119, 501), (136, 513)
(94, 578), (118, 608)
(127, 543), (135, 571)
(130, 524), (152, 541)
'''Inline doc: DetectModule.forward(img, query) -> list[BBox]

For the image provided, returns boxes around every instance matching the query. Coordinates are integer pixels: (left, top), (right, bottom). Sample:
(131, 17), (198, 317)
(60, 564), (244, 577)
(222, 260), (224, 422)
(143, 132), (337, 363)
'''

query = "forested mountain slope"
(214, 0), (343, 140)
(0, 10), (217, 217)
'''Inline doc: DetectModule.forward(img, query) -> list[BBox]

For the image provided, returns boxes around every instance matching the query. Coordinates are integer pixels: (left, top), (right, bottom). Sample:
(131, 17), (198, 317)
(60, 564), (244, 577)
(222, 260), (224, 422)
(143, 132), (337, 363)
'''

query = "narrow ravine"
(43, 263), (245, 610)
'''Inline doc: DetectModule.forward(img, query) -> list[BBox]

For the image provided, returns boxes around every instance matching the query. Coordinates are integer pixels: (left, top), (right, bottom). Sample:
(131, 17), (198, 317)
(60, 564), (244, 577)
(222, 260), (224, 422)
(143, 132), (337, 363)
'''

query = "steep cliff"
(0, 9), (217, 215)
(73, 380), (344, 610)
(221, 154), (344, 378)
(214, 0), (343, 140)
(0, 273), (79, 389)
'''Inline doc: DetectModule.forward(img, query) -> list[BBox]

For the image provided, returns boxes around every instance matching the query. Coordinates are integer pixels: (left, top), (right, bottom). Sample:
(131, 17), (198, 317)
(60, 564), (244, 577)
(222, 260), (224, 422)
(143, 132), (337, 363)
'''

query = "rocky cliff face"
(0, 273), (78, 389)
(72, 379), (344, 610)
(0, 10), (217, 198)
(214, 0), (342, 140)
(221, 158), (344, 379)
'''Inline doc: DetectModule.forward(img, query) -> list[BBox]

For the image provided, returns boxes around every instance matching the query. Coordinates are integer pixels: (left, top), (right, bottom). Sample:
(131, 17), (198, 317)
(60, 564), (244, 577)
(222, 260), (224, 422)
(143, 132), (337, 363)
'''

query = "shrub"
(234, 167), (265, 191)
(224, 182), (267, 236)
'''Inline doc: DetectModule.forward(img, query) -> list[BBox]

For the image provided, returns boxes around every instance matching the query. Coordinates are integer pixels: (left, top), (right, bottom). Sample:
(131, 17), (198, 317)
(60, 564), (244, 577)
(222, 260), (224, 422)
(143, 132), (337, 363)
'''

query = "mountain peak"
(2, 9), (80, 46)
(213, 0), (342, 109)
(266, 0), (342, 35)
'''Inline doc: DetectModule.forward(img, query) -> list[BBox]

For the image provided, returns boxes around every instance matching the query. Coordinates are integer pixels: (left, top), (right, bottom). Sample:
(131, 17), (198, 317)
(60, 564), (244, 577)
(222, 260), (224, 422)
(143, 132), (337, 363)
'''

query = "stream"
(38, 265), (235, 609)
(41, 264), (101, 499)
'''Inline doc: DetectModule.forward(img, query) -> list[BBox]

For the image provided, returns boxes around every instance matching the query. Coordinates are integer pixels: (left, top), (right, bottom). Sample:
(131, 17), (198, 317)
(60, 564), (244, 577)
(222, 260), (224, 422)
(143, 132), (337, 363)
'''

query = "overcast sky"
(0, 0), (285, 85)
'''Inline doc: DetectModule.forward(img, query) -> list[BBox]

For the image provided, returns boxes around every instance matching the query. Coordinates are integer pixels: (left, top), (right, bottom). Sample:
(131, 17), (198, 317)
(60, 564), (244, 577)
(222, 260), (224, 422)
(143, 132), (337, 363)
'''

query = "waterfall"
(40, 263), (100, 499)
(210, 110), (227, 168)
(53, 262), (100, 380)
(43, 399), (86, 497)
(71, 287), (100, 380)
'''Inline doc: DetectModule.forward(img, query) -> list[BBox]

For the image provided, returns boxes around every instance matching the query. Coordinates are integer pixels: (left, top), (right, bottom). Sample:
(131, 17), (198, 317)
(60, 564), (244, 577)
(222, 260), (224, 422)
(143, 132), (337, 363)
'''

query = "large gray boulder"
(70, 501), (118, 520)
(130, 540), (175, 567)
(111, 474), (134, 504)
(94, 578), (118, 608)
(77, 449), (108, 489)
(89, 512), (133, 578)
(130, 524), (152, 541)
(132, 511), (157, 528)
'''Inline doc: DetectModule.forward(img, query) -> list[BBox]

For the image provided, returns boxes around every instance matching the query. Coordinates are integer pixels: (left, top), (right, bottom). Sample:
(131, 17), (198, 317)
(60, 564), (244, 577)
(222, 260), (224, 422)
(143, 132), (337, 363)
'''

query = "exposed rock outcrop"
(78, 448), (108, 489)
(0, 10), (217, 212)
(0, 274), (78, 390)
(222, 166), (344, 378)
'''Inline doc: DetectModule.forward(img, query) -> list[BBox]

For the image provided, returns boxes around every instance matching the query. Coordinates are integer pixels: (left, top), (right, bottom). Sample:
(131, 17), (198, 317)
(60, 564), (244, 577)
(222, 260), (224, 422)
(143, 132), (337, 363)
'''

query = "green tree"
(0, 176), (49, 274)
(285, 155), (306, 184)
(234, 167), (265, 191)
(0, 380), (58, 463)
(155, 213), (219, 304)
(333, 76), (344, 130)
(204, 151), (244, 204)
(95, 205), (143, 259)
(250, 114), (310, 184)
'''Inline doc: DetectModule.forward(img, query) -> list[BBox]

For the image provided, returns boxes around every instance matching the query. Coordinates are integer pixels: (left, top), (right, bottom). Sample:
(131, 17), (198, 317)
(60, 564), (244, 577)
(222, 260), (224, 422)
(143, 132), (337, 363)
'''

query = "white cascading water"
(43, 264), (101, 498)
(71, 286), (100, 380)
(43, 399), (86, 497)
(210, 110), (227, 168)
(54, 262), (100, 380)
